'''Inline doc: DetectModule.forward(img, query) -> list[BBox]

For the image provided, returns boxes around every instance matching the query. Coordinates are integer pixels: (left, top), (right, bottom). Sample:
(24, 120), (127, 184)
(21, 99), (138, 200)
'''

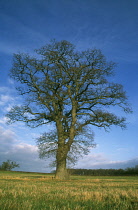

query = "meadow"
(0, 171), (137, 210)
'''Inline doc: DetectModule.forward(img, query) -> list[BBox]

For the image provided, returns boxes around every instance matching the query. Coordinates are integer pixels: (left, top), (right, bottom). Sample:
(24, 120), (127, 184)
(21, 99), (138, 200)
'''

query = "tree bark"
(54, 102), (77, 180)
(55, 119), (69, 180)
(55, 148), (69, 180)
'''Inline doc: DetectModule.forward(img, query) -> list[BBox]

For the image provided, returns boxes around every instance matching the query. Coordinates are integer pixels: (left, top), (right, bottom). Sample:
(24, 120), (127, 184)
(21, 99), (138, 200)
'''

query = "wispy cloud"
(0, 86), (12, 93)
(0, 116), (9, 125)
(0, 125), (17, 151)
(116, 147), (129, 152)
(0, 12), (48, 56)
(0, 84), (22, 112)
(0, 94), (14, 106)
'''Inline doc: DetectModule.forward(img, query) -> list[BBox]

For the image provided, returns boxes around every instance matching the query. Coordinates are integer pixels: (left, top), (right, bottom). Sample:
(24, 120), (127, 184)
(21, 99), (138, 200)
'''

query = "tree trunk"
(55, 155), (69, 180)
(55, 118), (70, 180)
(55, 144), (69, 180)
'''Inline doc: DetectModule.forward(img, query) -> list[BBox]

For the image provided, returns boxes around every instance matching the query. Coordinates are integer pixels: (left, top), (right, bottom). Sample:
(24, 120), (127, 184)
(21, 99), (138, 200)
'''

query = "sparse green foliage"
(6, 40), (131, 179)
(0, 160), (19, 171)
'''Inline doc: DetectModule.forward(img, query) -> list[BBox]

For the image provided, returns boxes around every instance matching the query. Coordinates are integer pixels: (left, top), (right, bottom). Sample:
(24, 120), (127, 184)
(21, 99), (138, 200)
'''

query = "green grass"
(0, 171), (138, 210)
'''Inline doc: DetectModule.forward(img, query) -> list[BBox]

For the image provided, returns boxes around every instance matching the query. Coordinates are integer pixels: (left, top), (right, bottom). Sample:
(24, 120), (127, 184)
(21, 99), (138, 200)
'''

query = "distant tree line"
(67, 166), (138, 176)
(0, 160), (20, 171)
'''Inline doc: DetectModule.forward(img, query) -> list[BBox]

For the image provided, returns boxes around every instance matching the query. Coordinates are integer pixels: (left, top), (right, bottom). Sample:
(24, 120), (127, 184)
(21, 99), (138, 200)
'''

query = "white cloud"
(0, 125), (16, 142)
(0, 85), (22, 115)
(76, 152), (138, 169)
(0, 116), (9, 124)
(0, 85), (16, 97)
(0, 124), (137, 172)
(76, 153), (109, 168)
(0, 94), (14, 106)
(0, 125), (51, 172)
(116, 147), (129, 152)
(0, 125), (17, 153)
(13, 143), (38, 153)
(8, 78), (15, 85)
(0, 86), (12, 93)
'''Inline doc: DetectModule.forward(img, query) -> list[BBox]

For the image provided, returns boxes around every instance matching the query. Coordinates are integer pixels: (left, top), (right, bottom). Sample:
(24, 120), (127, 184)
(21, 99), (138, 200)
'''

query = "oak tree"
(7, 40), (131, 179)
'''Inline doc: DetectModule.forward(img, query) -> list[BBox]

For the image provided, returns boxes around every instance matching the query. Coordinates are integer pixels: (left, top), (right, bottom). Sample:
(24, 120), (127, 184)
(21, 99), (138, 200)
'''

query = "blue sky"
(0, 0), (138, 172)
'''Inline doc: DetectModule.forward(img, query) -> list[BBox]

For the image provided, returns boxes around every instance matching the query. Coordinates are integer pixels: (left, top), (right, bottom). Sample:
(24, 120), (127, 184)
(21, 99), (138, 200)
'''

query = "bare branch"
(7, 40), (132, 179)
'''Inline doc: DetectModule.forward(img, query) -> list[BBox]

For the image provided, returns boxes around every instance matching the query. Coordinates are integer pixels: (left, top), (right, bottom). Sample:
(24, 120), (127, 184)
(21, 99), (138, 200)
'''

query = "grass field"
(0, 171), (137, 210)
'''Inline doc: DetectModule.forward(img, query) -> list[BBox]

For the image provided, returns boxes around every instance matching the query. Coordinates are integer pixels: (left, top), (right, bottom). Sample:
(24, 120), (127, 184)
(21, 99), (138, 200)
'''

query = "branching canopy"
(6, 40), (132, 170)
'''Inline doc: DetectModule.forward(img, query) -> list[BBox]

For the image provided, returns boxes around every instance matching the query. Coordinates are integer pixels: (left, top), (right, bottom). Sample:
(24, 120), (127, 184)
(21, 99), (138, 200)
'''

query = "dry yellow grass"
(0, 171), (138, 209)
